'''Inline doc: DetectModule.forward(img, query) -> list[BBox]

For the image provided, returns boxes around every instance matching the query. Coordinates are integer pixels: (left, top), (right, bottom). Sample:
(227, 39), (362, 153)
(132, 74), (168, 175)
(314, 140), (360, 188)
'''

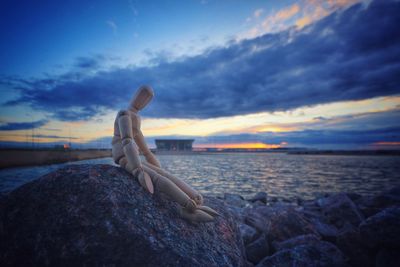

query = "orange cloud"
(296, 16), (312, 28)
(373, 142), (400, 146)
(262, 3), (301, 31)
(275, 4), (300, 21)
(296, 0), (361, 29)
(326, 0), (360, 8)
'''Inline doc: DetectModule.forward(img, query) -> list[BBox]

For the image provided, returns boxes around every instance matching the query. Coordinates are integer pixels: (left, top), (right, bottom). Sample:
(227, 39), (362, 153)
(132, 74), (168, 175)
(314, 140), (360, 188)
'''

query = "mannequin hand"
(134, 167), (154, 194)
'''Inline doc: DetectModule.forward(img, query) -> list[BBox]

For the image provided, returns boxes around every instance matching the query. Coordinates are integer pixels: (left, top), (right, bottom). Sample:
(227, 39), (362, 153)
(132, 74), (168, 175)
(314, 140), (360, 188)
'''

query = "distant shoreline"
(0, 149), (111, 169)
(287, 150), (400, 156)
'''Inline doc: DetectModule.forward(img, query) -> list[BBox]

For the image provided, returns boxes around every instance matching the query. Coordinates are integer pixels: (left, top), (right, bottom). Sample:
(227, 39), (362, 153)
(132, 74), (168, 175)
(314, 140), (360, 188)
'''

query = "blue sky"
(1, 0), (400, 149)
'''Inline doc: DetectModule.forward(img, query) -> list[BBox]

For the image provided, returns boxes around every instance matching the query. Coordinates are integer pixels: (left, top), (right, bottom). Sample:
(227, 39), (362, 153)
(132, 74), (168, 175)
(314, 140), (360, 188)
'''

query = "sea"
(1, 153), (399, 200)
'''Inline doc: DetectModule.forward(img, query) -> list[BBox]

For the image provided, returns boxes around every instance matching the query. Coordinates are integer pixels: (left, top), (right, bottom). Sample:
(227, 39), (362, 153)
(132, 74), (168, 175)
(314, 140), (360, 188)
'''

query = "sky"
(0, 0), (400, 150)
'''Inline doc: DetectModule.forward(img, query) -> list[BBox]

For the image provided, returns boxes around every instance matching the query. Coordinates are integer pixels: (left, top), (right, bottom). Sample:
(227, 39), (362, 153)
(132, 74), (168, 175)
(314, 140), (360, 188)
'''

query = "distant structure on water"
(155, 139), (194, 151)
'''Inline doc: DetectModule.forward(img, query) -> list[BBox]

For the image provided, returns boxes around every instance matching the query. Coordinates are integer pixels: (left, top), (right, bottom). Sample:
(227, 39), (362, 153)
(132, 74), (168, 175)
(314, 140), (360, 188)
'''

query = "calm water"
(1, 153), (399, 200)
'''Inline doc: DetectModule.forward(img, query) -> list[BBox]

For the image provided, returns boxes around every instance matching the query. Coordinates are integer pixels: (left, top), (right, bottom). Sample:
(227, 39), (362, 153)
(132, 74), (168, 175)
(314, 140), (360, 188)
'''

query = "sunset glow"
(195, 142), (284, 149)
(373, 142), (400, 146)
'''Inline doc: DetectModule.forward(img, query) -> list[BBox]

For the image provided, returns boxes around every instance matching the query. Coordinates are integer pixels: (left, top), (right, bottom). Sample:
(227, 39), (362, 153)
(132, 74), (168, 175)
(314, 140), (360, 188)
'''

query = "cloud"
(254, 9), (264, 18)
(326, 0), (361, 9)
(74, 55), (105, 69)
(3, 0), (400, 121)
(257, 4), (301, 34)
(189, 126), (400, 149)
(0, 120), (48, 131)
(275, 4), (300, 21)
(0, 133), (78, 139)
(138, 125), (400, 150)
(32, 134), (78, 139)
(128, 0), (139, 16)
(106, 20), (118, 35)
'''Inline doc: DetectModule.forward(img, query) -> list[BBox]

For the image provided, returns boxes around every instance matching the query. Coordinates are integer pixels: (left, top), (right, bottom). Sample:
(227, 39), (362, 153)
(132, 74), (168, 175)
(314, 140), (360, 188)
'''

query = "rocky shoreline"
(221, 187), (399, 266)
(1, 164), (399, 266)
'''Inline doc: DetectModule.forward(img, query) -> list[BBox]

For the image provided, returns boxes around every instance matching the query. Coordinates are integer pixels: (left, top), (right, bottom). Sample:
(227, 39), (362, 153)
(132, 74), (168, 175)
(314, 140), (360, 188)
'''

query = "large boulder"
(224, 193), (248, 208)
(247, 192), (268, 204)
(336, 224), (373, 267)
(317, 193), (364, 228)
(356, 186), (400, 218)
(308, 217), (339, 243)
(245, 233), (270, 264)
(375, 248), (400, 267)
(239, 223), (259, 245)
(272, 234), (321, 251)
(359, 206), (400, 249)
(245, 206), (320, 243)
(256, 241), (347, 267)
(0, 164), (246, 267)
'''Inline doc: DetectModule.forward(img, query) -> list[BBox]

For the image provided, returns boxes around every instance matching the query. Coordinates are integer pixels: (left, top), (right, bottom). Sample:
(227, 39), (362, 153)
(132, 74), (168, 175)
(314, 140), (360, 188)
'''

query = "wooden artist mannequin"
(112, 85), (219, 222)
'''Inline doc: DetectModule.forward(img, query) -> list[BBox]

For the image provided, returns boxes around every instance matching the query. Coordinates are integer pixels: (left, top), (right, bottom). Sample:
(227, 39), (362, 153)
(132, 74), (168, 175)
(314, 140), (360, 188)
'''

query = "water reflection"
(1, 153), (399, 200)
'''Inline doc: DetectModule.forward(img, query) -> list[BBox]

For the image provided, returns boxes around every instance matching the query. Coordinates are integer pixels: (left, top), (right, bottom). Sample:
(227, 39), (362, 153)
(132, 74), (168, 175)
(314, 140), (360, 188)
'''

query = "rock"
(346, 192), (363, 202)
(309, 218), (339, 243)
(317, 193), (364, 228)
(239, 223), (259, 245)
(245, 234), (269, 264)
(302, 199), (323, 214)
(225, 204), (246, 223)
(244, 208), (267, 232)
(375, 248), (400, 267)
(356, 186), (400, 217)
(225, 193), (248, 208)
(248, 192), (267, 204)
(245, 206), (320, 243)
(256, 241), (347, 267)
(272, 234), (321, 251)
(359, 206), (400, 249)
(0, 164), (246, 267)
(251, 200), (265, 207)
(336, 223), (373, 267)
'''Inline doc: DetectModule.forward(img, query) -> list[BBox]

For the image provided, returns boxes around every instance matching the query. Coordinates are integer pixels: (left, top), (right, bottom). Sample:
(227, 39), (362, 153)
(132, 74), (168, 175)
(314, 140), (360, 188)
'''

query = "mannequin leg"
(143, 162), (203, 205)
(142, 165), (214, 222)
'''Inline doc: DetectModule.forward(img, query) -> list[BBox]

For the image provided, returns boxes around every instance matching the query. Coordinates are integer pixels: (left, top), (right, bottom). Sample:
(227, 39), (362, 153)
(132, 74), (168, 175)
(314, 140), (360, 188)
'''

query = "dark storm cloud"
(0, 120), (48, 130)
(3, 0), (400, 121)
(32, 134), (78, 139)
(74, 56), (104, 69)
(73, 54), (120, 70)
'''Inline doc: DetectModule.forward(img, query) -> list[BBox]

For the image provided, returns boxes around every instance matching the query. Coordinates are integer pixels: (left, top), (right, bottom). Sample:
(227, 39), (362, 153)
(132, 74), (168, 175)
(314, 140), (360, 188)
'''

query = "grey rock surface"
(225, 193), (248, 208)
(239, 223), (259, 245)
(356, 186), (400, 218)
(0, 164), (246, 267)
(336, 224), (373, 267)
(375, 248), (400, 267)
(248, 192), (268, 204)
(272, 234), (321, 251)
(245, 233), (269, 264)
(318, 193), (365, 228)
(245, 206), (320, 242)
(309, 217), (339, 243)
(359, 206), (400, 249)
(256, 240), (347, 267)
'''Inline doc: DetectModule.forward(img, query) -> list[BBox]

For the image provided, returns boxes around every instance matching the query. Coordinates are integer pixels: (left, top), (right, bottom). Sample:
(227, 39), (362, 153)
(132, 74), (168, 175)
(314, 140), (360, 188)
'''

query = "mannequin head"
(129, 85), (154, 112)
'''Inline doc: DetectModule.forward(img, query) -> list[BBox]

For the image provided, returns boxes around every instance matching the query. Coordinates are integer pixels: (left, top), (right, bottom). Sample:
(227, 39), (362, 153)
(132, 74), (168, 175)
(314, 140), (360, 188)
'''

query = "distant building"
(53, 144), (70, 150)
(155, 139), (194, 151)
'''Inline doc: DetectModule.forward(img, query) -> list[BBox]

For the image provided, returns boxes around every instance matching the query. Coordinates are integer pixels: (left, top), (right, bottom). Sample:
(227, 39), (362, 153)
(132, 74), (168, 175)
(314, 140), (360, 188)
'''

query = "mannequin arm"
(134, 130), (161, 168)
(118, 111), (154, 193)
